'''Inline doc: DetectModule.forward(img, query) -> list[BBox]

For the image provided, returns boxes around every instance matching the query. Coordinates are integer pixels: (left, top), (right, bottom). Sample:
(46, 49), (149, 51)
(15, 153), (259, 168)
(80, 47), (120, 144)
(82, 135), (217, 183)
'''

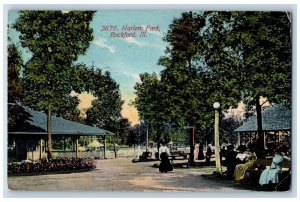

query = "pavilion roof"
(234, 104), (291, 132)
(8, 104), (114, 136)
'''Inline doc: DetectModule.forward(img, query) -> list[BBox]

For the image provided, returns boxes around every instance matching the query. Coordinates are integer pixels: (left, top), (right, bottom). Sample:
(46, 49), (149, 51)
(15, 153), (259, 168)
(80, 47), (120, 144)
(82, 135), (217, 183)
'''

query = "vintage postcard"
(5, 6), (294, 196)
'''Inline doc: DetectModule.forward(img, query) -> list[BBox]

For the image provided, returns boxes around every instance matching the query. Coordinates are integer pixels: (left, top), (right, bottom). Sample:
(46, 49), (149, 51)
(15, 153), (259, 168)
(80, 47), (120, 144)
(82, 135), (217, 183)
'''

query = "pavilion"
(8, 104), (114, 161)
(233, 104), (291, 149)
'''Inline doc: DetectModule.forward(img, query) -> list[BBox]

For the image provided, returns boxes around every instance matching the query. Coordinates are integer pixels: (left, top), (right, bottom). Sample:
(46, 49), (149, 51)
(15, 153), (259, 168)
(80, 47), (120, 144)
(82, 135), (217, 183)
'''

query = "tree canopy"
(134, 11), (292, 149)
(8, 43), (23, 104)
(14, 11), (96, 113)
(13, 11), (96, 158)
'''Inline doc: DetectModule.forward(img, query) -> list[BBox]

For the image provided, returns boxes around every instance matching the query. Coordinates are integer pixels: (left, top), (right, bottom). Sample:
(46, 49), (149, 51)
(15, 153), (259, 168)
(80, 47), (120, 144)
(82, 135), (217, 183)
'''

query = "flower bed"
(8, 157), (96, 176)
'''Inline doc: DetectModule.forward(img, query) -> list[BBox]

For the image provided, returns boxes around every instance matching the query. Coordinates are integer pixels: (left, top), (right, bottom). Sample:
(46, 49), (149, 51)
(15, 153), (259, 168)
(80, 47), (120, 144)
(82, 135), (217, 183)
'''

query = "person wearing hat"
(234, 145), (257, 181)
(225, 144), (238, 179)
(235, 145), (249, 164)
(205, 144), (212, 165)
(259, 145), (291, 190)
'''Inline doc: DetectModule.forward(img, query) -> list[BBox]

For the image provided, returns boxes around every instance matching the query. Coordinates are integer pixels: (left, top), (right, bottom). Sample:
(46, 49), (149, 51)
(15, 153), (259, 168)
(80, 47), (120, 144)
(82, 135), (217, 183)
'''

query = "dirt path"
(7, 158), (249, 192)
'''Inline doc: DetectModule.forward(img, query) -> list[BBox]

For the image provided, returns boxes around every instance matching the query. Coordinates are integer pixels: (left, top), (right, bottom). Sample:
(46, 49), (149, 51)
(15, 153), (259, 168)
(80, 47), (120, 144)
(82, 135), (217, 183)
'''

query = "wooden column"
(112, 135), (117, 158)
(47, 110), (52, 159)
(237, 133), (241, 146)
(76, 138), (79, 158)
(40, 139), (43, 160)
(103, 136), (106, 159)
(63, 138), (66, 152)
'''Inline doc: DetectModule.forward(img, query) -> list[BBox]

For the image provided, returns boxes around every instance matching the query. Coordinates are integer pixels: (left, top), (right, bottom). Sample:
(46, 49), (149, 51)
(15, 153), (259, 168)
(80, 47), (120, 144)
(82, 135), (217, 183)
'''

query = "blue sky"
(77, 11), (182, 98)
(8, 10), (184, 124)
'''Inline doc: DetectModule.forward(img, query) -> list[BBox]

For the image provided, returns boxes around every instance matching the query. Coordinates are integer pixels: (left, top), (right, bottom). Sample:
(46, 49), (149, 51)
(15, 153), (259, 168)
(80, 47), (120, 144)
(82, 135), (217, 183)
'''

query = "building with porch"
(233, 104), (291, 150)
(8, 104), (114, 161)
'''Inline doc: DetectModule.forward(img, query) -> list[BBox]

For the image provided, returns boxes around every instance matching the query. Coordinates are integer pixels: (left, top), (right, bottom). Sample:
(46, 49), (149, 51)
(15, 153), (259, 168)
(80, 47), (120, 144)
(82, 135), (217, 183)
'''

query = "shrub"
(8, 157), (96, 175)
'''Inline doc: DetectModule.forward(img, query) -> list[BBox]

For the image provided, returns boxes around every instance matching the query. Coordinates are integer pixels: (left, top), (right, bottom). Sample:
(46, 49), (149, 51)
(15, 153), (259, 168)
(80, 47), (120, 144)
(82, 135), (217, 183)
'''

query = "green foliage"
(8, 43), (23, 103)
(85, 68), (125, 135)
(204, 11), (291, 105)
(14, 11), (96, 114)
(134, 11), (291, 145)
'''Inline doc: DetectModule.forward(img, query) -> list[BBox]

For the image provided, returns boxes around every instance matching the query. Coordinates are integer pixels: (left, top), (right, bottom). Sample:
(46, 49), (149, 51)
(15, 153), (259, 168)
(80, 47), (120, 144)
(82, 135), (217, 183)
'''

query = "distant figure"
(198, 143), (205, 160)
(159, 142), (173, 173)
(205, 144), (212, 165)
(225, 144), (238, 179)
(194, 144), (199, 160)
(259, 146), (291, 190)
(220, 145), (227, 165)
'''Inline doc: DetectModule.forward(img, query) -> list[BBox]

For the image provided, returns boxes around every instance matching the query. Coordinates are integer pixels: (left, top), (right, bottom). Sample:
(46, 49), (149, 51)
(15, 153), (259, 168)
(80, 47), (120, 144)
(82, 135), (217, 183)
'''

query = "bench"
(169, 151), (188, 160)
(246, 158), (291, 184)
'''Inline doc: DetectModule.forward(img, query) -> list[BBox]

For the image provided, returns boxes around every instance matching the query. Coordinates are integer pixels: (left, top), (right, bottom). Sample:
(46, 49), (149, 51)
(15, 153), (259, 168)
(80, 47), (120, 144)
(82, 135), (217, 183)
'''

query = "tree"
(204, 11), (292, 148)
(85, 70), (124, 133)
(8, 43), (23, 103)
(133, 72), (169, 148)
(14, 11), (95, 158)
(158, 11), (242, 164)
(116, 118), (131, 145)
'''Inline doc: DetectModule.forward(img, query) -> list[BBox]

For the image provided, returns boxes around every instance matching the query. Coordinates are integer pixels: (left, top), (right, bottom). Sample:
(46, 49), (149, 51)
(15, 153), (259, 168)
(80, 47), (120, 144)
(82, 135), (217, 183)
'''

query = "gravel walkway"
(7, 158), (250, 192)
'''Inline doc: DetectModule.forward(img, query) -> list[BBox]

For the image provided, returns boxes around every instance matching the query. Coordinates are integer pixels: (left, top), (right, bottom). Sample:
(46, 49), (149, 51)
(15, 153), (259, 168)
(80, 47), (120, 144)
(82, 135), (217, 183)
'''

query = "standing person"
(159, 142), (173, 173)
(194, 143), (199, 161)
(205, 144), (212, 165)
(198, 143), (205, 160)
(259, 146), (291, 190)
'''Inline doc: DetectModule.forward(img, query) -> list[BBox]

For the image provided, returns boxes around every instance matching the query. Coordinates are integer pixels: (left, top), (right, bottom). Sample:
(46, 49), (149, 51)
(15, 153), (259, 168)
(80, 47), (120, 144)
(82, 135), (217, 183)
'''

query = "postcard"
(5, 7), (294, 196)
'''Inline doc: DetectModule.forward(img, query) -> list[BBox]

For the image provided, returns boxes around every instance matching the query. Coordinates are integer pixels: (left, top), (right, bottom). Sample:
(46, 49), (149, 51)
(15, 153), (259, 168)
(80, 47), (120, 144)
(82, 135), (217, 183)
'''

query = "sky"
(8, 10), (184, 125)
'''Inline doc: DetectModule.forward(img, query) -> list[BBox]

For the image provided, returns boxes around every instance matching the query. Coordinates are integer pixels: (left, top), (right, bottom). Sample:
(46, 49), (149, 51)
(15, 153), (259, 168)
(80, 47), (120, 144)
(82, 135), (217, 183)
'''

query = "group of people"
(224, 143), (291, 190)
(158, 142), (213, 173)
(157, 140), (291, 191)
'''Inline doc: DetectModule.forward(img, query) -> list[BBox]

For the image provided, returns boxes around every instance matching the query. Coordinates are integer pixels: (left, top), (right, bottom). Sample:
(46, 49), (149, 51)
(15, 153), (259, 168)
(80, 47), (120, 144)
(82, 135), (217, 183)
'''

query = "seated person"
(234, 149), (257, 181)
(235, 145), (249, 164)
(259, 145), (291, 189)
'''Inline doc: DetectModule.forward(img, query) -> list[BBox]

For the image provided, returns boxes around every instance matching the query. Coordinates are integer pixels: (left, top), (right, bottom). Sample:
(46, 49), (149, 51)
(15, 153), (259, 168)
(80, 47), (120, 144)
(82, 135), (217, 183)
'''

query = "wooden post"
(76, 138), (79, 158)
(189, 127), (195, 166)
(237, 133), (241, 146)
(192, 127), (195, 147)
(146, 128), (149, 151)
(47, 110), (52, 159)
(15, 140), (19, 161)
(63, 138), (66, 152)
(40, 139), (43, 160)
(103, 136), (106, 159)
(113, 135), (117, 158)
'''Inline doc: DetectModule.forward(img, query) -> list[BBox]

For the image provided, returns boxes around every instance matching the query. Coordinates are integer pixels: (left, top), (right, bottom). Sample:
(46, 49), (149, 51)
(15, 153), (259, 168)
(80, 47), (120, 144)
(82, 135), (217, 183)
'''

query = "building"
(8, 104), (114, 161)
(234, 104), (291, 149)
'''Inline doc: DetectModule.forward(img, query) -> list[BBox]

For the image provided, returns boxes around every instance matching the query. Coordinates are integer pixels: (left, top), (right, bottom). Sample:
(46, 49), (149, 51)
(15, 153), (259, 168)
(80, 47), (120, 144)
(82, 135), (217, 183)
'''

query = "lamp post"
(213, 102), (222, 175)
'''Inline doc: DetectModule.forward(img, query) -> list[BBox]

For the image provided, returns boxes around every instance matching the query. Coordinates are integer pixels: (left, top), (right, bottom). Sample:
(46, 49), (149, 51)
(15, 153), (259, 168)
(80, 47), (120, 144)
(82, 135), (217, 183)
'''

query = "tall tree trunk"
(255, 96), (264, 150)
(47, 109), (52, 159)
(255, 96), (262, 134)
(156, 125), (162, 159)
(189, 127), (195, 166)
(113, 135), (117, 158)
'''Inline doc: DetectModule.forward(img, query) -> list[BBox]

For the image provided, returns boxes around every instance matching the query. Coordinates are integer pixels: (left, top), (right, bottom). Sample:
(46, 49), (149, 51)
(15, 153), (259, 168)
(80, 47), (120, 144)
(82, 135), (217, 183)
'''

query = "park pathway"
(7, 158), (249, 192)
